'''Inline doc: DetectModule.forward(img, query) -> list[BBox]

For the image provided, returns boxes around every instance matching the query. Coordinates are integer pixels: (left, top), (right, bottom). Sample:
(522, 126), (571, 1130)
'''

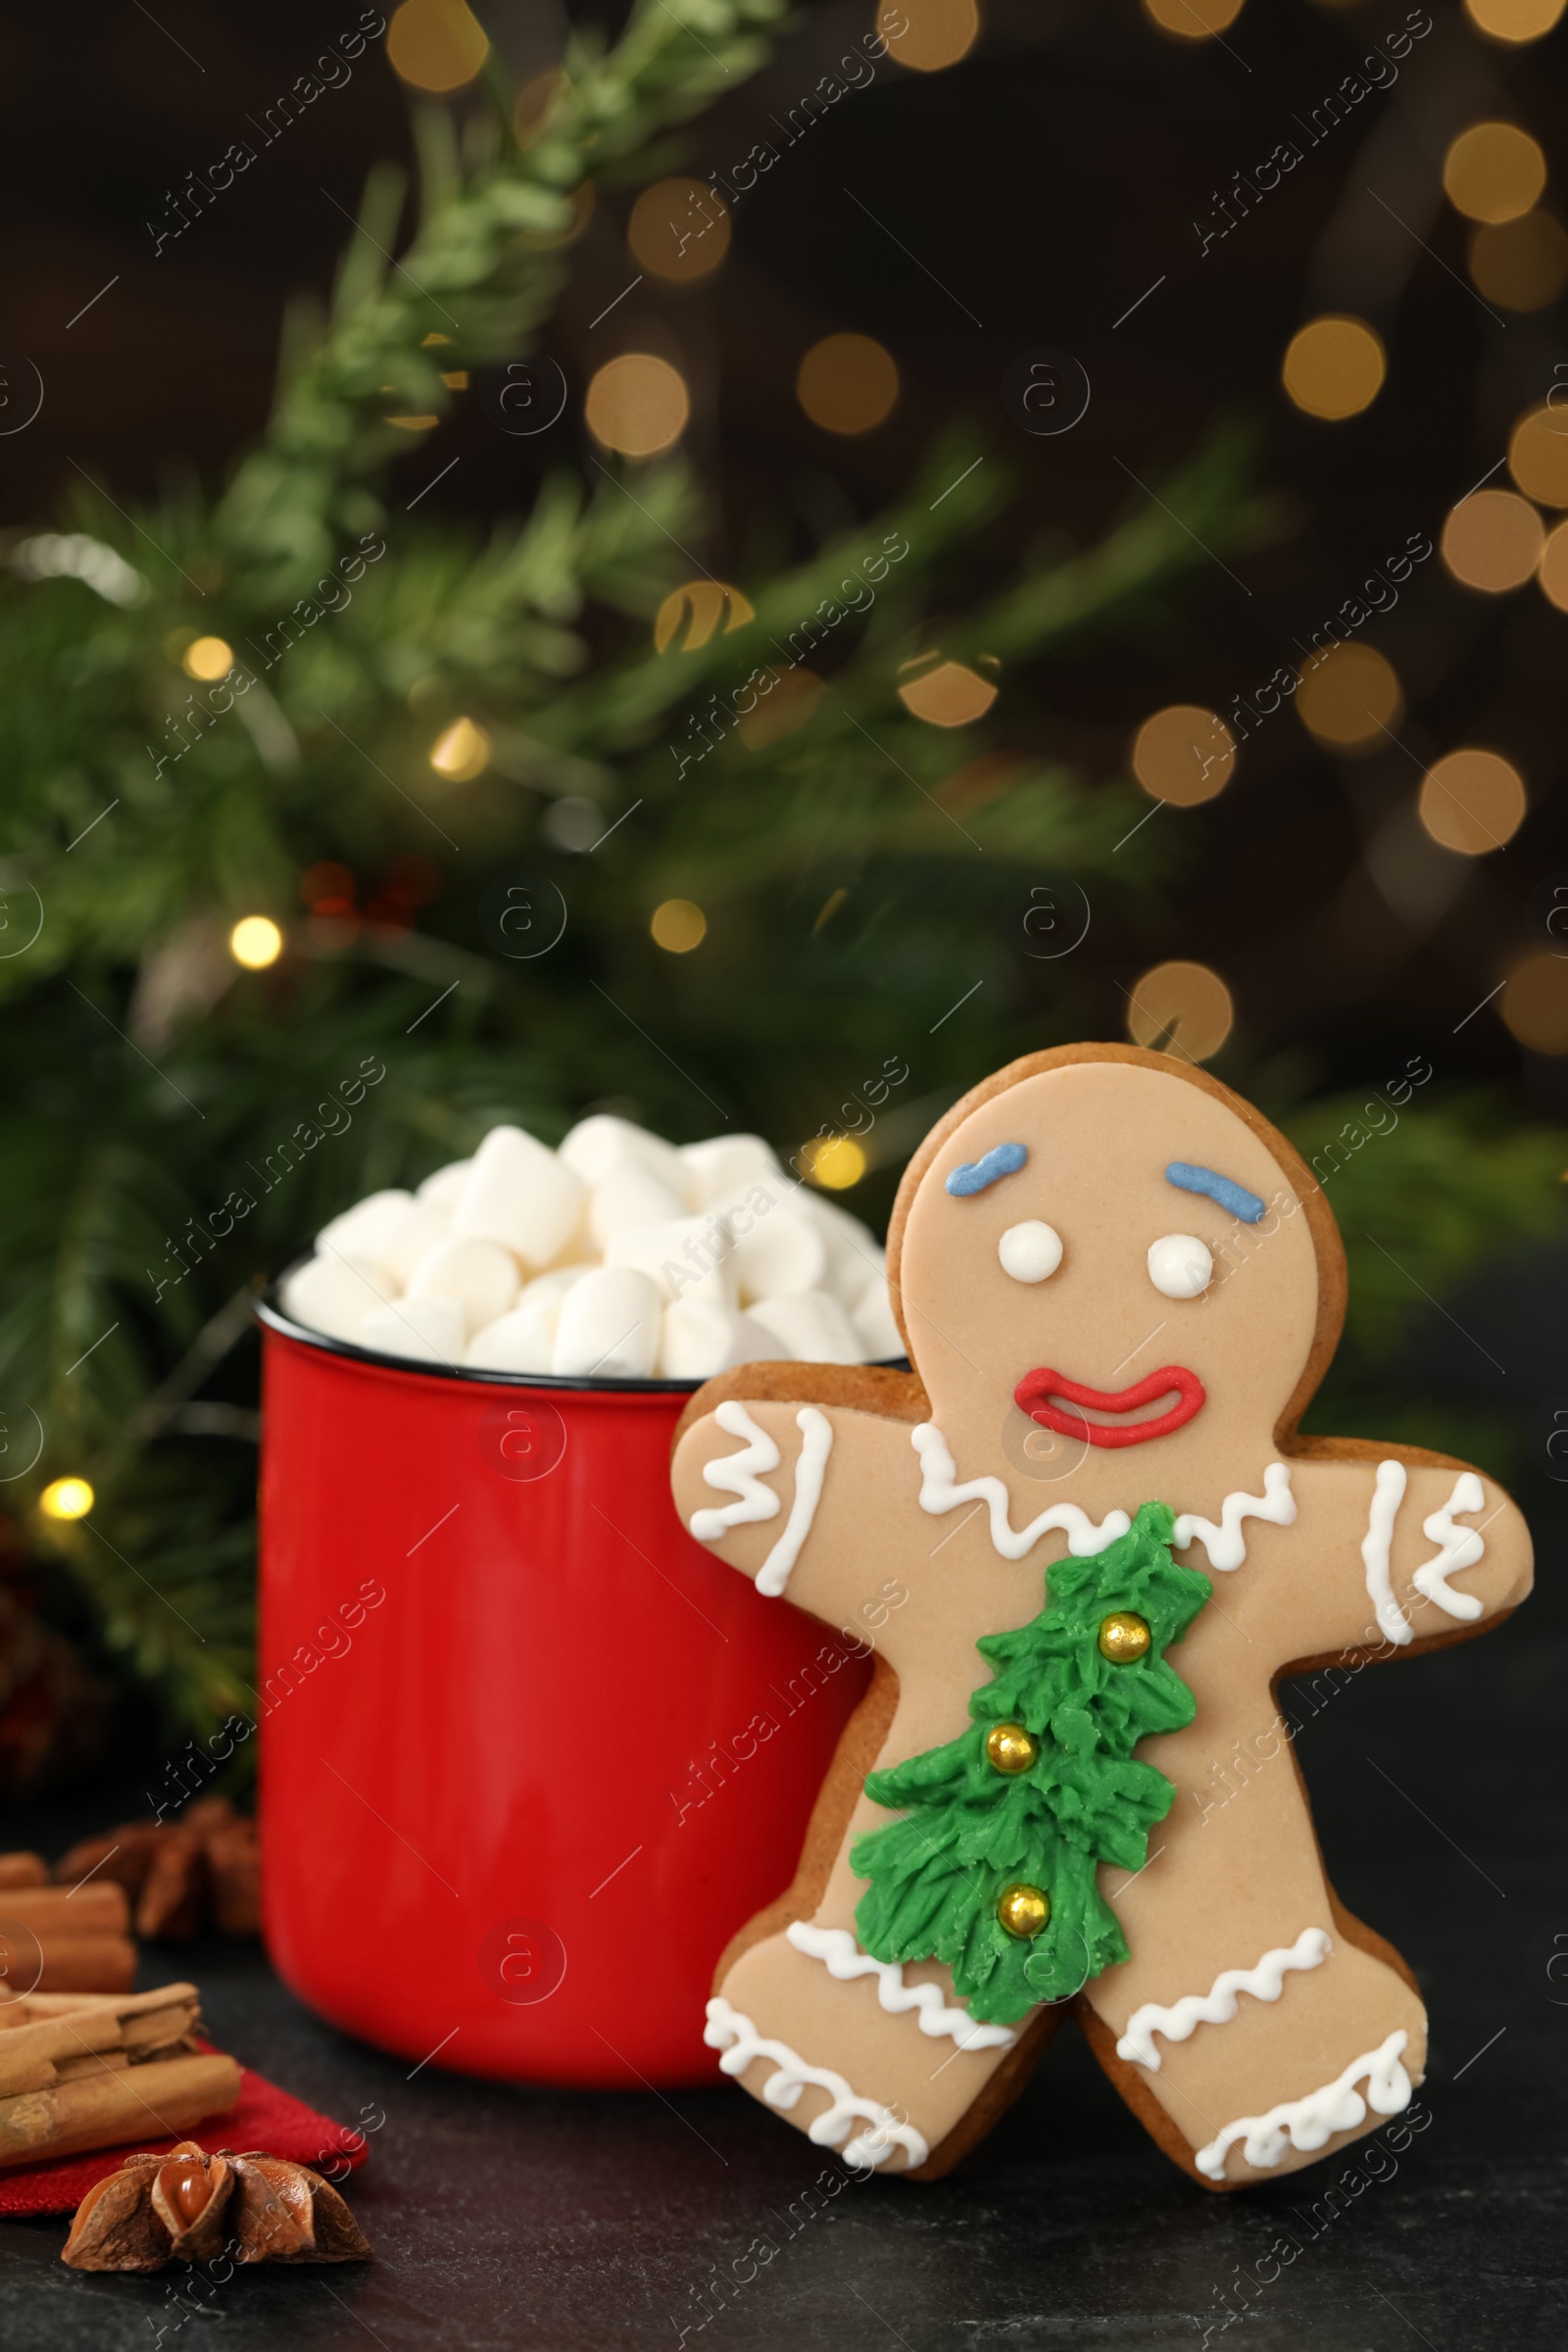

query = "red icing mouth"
(1013, 1365), (1206, 1450)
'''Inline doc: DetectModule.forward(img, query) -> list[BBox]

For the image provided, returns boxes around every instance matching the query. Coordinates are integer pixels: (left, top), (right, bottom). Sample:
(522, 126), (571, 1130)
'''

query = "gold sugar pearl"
(984, 1721), (1039, 1776)
(1098, 1610), (1152, 1664)
(996, 1881), (1051, 1939)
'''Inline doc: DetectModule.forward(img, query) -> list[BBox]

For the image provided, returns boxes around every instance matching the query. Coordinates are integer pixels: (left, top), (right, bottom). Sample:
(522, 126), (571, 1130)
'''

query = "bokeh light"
(796, 334), (899, 435)
(1465, 0), (1566, 40)
(1143, 0), (1246, 34)
(897, 658), (999, 727)
(1508, 405), (1568, 505)
(301, 861), (355, 914)
(40, 1477), (93, 1521)
(1282, 317), (1386, 419)
(737, 667), (823, 751)
(650, 898), (707, 953)
(182, 635), (233, 681)
(430, 716), (490, 782)
(513, 70), (565, 144)
(387, 0), (490, 91)
(1417, 750), (1527, 855)
(878, 0), (982, 68)
(1441, 488), (1544, 591)
(1295, 643), (1401, 750)
(1502, 951), (1568, 1051)
(654, 579), (754, 653)
(1130, 705), (1235, 805)
(584, 354), (690, 458)
(628, 178), (731, 282)
(1126, 960), (1235, 1063)
(1537, 516), (1568, 608)
(804, 1135), (868, 1189)
(229, 916), (283, 970)
(1443, 122), (1546, 222)
(1470, 212), (1568, 309)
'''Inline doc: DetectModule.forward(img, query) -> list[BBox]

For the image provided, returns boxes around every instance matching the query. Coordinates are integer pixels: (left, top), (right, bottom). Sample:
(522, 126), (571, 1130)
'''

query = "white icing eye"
(1148, 1234), (1213, 1299)
(998, 1221), (1063, 1284)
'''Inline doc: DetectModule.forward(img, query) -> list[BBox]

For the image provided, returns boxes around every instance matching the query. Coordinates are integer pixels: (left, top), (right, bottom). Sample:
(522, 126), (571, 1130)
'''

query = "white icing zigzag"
(1116, 1928), (1332, 2071)
(786, 1922), (1017, 2053)
(1195, 2028), (1412, 2180)
(911, 1423), (1131, 1561)
(1361, 1459), (1413, 1648)
(757, 1408), (833, 1598)
(690, 1399), (781, 1543)
(704, 1996), (929, 2171)
(1173, 1465), (1296, 1572)
(1413, 1472), (1487, 1622)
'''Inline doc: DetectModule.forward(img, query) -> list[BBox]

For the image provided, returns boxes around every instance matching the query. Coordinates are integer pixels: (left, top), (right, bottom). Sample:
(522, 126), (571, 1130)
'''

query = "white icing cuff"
(1116, 1928), (1331, 2071)
(786, 1922), (1017, 2052)
(704, 1997), (929, 2171)
(1412, 1472), (1487, 1621)
(1360, 1460), (1414, 1647)
(911, 1423), (1131, 1562)
(1195, 2028), (1412, 2180)
(757, 1408), (833, 1598)
(1173, 1464), (1296, 1572)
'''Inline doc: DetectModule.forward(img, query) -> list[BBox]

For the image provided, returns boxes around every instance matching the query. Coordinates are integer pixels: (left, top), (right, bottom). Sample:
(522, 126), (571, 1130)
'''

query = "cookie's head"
(888, 1047), (1342, 1480)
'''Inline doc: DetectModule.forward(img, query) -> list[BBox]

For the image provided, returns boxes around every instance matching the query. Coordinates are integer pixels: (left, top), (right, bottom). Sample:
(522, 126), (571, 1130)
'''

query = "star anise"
(61, 2141), (371, 2272)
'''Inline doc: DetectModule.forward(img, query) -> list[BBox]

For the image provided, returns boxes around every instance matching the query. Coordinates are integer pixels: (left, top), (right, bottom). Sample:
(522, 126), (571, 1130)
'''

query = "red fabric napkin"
(0, 2048), (368, 2219)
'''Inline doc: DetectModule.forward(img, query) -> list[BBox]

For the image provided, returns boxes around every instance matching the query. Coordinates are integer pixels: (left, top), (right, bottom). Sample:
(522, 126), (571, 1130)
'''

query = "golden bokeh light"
(1443, 122), (1546, 223)
(1142, 0), (1246, 35)
(40, 1476), (94, 1521)
(229, 916), (283, 970)
(628, 178), (731, 282)
(1295, 643), (1401, 751)
(1130, 705), (1235, 806)
(650, 898), (707, 954)
(429, 716), (490, 782)
(804, 1135), (867, 1190)
(897, 658), (999, 727)
(584, 354), (690, 458)
(738, 667), (823, 751)
(387, 0), (490, 91)
(182, 635), (234, 681)
(878, 0), (981, 69)
(1418, 750), (1527, 855)
(1503, 952), (1568, 1051)
(654, 579), (755, 653)
(513, 69), (566, 144)
(1441, 488), (1544, 592)
(796, 334), (899, 435)
(1126, 960), (1235, 1063)
(1508, 406), (1568, 506)
(1282, 316), (1386, 419)
(1470, 211), (1568, 309)
(1465, 0), (1566, 40)
(1537, 516), (1568, 608)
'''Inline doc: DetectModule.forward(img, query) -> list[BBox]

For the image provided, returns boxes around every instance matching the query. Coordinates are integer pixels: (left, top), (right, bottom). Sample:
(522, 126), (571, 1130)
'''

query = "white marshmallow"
(747, 1290), (864, 1366)
(416, 1159), (472, 1209)
(587, 1163), (687, 1251)
(465, 1268), (587, 1372)
(681, 1134), (787, 1208)
(316, 1190), (415, 1263)
(605, 1216), (736, 1307)
(409, 1236), (519, 1336)
(801, 1193), (884, 1301)
(657, 1299), (790, 1380)
(360, 1295), (466, 1365)
(381, 1200), (453, 1287)
(558, 1114), (690, 1200)
(281, 1252), (396, 1345)
(552, 1267), (661, 1379)
(726, 1206), (828, 1306)
(852, 1280), (905, 1362)
(453, 1125), (584, 1270)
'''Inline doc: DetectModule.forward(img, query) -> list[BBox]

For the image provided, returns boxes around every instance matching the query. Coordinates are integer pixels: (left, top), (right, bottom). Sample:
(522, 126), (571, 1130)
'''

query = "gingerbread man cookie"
(669, 1045), (1532, 2187)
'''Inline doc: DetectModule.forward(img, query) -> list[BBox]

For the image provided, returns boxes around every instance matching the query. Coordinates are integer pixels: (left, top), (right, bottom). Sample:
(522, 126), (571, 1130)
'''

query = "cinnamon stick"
(36, 1936), (136, 1994)
(0, 2051), (241, 2170)
(0, 1985), (199, 2097)
(0, 1855), (48, 1889)
(0, 1886), (129, 1936)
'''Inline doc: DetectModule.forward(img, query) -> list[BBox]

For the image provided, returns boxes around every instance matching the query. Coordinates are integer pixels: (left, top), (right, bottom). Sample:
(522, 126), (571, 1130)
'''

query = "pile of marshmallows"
(280, 1115), (904, 1382)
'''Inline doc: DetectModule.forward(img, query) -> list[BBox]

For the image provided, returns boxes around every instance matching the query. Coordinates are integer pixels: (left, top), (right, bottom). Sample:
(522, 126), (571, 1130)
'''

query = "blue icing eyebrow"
(946, 1142), (1028, 1198)
(1165, 1161), (1265, 1224)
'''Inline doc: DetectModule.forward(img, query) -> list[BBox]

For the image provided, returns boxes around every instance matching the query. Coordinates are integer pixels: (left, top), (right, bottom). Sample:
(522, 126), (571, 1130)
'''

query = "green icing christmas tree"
(852, 1504), (1212, 2024)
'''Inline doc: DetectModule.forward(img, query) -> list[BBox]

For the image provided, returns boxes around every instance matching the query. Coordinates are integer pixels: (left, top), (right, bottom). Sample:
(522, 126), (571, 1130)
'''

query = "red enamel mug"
(255, 1298), (870, 2087)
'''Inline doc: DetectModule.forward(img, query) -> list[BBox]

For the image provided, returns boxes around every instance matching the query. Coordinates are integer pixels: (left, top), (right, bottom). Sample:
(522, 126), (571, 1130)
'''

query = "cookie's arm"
(671, 1394), (914, 1623)
(1266, 1450), (1532, 1661)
